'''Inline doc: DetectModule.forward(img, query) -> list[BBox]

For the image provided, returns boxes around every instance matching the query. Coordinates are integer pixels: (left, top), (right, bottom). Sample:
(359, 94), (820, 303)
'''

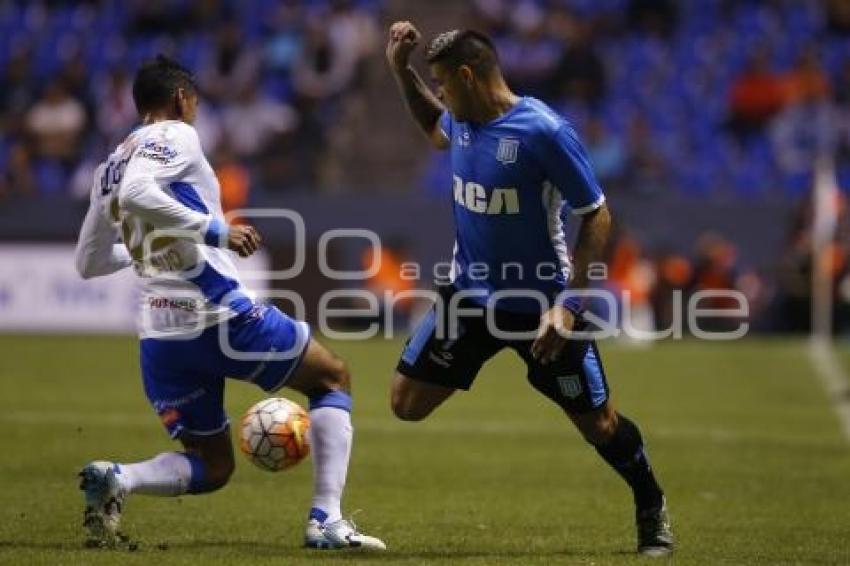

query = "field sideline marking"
(0, 410), (840, 446)
(808, 338), (850, 443)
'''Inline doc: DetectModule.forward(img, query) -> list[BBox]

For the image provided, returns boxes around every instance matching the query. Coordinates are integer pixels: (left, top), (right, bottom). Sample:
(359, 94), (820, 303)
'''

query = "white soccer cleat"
(304, 517), (386, 550)
(304, 518), (336, 549)
(321, 517), (387, 550)
(78, 461), (125, 547)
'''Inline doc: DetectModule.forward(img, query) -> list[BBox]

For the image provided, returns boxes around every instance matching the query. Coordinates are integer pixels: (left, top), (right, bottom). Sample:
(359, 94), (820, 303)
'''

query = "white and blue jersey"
(75, 120), (311, 438)
(440, 97), (606, 313)
(77, 119), (259, 338)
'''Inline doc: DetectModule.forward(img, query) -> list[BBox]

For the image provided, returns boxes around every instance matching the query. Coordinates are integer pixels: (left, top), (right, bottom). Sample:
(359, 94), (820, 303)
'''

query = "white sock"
(114, 452), (194, 496)
(308, 406), (353, 523)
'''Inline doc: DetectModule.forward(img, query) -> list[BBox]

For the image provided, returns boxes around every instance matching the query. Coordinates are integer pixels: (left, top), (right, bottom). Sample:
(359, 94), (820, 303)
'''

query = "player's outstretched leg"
(79, 431), (233, 546)
(520, 335), (673, 556)
(569, 405), (673, 557)
(285, 338), (386, 551)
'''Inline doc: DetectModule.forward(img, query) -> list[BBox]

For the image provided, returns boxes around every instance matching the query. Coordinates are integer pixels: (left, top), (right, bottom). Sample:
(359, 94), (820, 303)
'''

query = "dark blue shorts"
(140, 305), (311, 438)
(397, 285), (609, 413)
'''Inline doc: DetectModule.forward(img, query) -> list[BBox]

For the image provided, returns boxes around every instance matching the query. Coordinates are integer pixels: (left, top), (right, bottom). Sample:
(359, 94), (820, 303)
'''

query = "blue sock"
(309, 507), (329, 524)
(184, 452), (210, 494)
(308, 390), (352, 412)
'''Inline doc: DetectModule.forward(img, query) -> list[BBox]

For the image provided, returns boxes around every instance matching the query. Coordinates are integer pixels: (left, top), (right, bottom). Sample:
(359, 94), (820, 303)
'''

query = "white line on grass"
(0, 411), (839, 446)
(808, 338), (850, 442)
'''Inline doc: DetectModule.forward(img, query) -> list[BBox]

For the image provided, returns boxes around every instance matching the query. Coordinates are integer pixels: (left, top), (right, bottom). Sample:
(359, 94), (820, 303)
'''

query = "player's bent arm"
(118, 175), (229, 247)
(392, 65), (449, 150)
(569, 203), (611, 290)
(75, 197), (132, 279)
(533, 203), (611, 362)
(119, 176), (261, 257)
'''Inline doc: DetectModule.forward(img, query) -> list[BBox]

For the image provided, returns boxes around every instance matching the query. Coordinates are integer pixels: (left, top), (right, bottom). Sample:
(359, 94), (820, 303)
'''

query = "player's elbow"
(75, 254), (98, 280)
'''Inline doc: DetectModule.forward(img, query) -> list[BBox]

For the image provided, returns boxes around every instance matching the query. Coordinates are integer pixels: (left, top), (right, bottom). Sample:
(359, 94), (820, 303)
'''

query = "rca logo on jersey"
(496, 137), (519, 164)
(453, 175), (519, 215)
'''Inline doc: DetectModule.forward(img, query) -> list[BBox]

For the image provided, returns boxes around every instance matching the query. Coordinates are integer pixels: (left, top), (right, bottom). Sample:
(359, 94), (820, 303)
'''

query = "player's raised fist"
(386, 21), (421, 72)
(227, 224), (262, 257)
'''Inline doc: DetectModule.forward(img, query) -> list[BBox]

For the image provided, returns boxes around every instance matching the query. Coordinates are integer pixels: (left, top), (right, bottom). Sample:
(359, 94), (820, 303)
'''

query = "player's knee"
(299, 354), (351, 399)
(390, 390), (429, 422)
(329, 356), (351, 391)
(315, 354), (350, 394)
(391, 400), (426, 421)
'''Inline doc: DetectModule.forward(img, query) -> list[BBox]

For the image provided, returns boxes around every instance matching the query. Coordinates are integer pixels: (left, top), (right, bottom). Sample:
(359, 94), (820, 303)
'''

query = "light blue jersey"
(440, 96), (606, 313)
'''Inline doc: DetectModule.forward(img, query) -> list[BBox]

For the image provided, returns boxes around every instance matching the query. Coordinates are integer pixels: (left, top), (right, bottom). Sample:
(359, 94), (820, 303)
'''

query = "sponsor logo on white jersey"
(138, 139), (178, 164)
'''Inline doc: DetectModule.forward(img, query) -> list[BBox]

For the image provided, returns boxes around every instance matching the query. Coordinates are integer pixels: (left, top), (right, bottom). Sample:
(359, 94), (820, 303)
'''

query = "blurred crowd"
(424, 0), (850, 199)
(0, 0), (380, 204)
(598, 192), (850, 337)
(1, 0), (849, 334)
(4, 0), (850, 202)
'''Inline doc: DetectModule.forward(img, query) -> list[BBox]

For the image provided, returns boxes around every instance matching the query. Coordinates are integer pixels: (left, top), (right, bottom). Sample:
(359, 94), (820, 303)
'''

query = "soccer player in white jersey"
(386, 25), (673, 556)
(74, 55), (385, 551)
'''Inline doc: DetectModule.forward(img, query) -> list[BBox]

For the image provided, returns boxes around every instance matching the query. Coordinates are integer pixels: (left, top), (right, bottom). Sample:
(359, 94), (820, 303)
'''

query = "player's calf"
(204, 460), (234, 492)
(179, 429), (236, 493)
(574, 407), (673, 555)
(569, 403), (619, 445)
(183, 450), (234, 493)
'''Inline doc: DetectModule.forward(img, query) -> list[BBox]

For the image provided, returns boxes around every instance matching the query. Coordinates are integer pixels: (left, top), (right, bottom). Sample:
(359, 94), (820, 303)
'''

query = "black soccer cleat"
(636, 496), (673, 557)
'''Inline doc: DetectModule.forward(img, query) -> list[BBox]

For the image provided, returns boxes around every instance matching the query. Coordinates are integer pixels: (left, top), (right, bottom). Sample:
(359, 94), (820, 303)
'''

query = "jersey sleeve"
(75, 163), (133, 279)
(438, 111), (453, 143)
(536, 125), (605, 215)
(119, 124), (228, 246)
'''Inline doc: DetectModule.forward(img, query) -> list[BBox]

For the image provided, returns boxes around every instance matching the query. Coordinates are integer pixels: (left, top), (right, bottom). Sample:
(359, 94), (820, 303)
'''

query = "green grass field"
(1, 335), (849, 565)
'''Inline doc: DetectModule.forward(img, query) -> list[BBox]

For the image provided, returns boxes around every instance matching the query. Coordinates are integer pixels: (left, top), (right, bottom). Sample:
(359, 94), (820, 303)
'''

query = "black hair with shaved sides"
(425, 29), (499, 76)
(132, 54), (197, 115)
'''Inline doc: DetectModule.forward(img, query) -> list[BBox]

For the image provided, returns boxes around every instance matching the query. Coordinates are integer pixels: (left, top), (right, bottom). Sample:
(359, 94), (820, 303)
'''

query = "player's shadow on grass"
(0, 541), (85, 551)
(0, 539), (635, 560)
(160, 539), (634, 560)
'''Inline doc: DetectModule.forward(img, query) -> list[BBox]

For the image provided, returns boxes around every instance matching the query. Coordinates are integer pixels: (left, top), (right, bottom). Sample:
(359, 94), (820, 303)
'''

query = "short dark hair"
(425, 29), (499, 76)
(132, 54), (197, 115)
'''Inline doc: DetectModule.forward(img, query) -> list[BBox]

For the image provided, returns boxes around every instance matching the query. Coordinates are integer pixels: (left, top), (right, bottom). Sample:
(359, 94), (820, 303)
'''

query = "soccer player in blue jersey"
(386, 24), (673, 556)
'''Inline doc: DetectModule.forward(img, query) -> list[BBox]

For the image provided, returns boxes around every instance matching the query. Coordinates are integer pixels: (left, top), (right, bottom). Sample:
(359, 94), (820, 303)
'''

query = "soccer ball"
(239, 397), (310, 472)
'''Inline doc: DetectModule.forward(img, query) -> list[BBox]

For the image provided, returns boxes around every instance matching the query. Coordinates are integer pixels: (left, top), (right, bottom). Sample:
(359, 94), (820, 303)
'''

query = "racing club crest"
(556, 375), (583, 399)
(496, 137), (519, 164)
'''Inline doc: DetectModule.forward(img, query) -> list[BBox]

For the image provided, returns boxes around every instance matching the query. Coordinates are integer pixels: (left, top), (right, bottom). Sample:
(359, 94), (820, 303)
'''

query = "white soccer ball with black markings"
(239, 397), (310, 472)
